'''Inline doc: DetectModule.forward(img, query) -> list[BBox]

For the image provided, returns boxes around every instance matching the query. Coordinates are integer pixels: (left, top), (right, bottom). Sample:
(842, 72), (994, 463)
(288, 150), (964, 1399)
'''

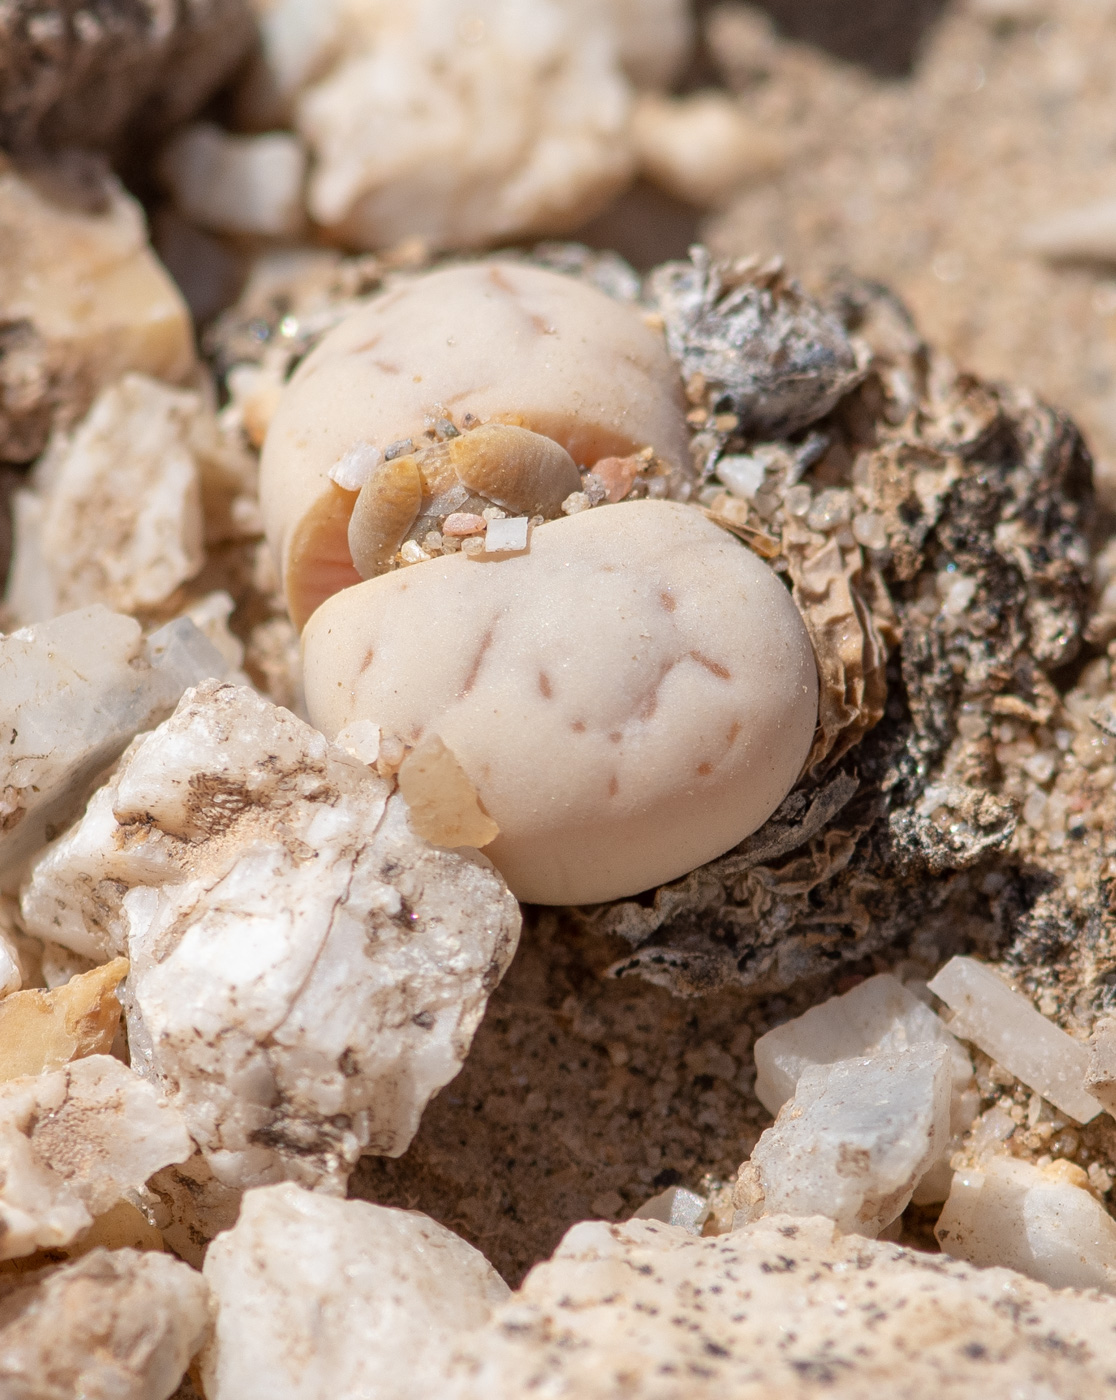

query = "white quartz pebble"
(6, 375), (209, 623)
(160, 123), (307, 238)
(0, 1055), (192, 1260)
(202, 1182), (509, 1400)
(754, 973), (973, 1115)
(261, 259), (690, 628)
(0, 606), (227, 888)
(736, 1047), (953, 1238)
(936, 1155), (1116, 1294)
(631, 1185), (707, 1235)
(0, 1247), (211, 1400)
(22, 681), (520, 1191)
(928, 956), (1103, 1123)
(752, 973), (977, 1202)
(303, 500), (818, 906)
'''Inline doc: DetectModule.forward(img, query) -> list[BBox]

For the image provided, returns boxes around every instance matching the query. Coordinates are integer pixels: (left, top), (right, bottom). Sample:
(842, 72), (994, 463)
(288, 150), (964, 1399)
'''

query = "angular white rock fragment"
(1022, 197), (1116, 263)
(736, 1047), (952, 1237)
(328, 440), (381, 493)
(928, 956), (1103, 1123)
(754, 972), (972, 1115)
(202, 1182), (509, 1400)
(936, 1155), (1116, 1294)
(442, 1214), (1116, 1399)
(22, 681), (520, 1191)
(250, 0), (632, 250)
(482, 516), (529, 554)
(180, 591), (248, 683)
(631, 91), (783, 208)
(0, 157), (195, 464)
(0, 1055), (191, 1260)
(631, 1185), (706, 1235)
(0, 1247), (211, 1400)
(160, 122), (307, 238)
(0, 607), (227, 888)
(7, 374), (207, 622)
(1086, 1015), (1116, 1116)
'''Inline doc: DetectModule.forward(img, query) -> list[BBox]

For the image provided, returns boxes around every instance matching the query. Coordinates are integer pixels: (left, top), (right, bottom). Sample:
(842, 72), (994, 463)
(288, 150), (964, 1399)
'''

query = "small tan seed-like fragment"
(347, 454), (423, 579)
(0, 958), (128, 1082)
(347, 424), (579, 580)
(398, 736), (500, 850)
(446, 424), (580, 520)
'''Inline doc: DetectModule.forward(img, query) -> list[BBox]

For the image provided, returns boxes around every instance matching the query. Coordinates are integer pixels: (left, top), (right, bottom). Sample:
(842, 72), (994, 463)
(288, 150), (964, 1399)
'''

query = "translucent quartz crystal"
(260, 260), (689, 627)
(753, 973), (972, 1115)
(0, 1055), (191, 1259)
(22, 681), (520, 1191)
(0, 1248), (211, 1400)
(631, 1185), (707, 1235)
(203, 1183), (509, 1400)
(928, 956), (1103, 1123)
(735, 1047), (953, 1237)
(303, 501), (818, 905)
(160, 123), (306, 238)
(440, 1215), (1116, 1398)
(0, 607), (227, 888)
(936, 1155), (1116, 1294)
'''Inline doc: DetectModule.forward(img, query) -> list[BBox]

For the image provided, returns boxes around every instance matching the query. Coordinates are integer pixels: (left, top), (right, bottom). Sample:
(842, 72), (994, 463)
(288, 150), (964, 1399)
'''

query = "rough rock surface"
(21, 680), (521, 1191)
(0, 1054), (191, 1258)
(202, 1183), (509, 1400)
(0, 0), (255, 154)
(444, 1214), (1116, 1399)
(0, 157), (194, 464)
(0, 607), (227, 887)
(0, 1247), (211, 1400)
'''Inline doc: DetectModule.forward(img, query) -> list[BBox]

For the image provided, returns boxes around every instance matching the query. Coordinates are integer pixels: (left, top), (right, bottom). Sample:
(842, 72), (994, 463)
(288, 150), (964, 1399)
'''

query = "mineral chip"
(0, 607), (228, 887)
(0, 157), (194, 463)
(936, 1155), (1116, 1294)
(239, 0), (632, 250)
(733, 1047), (952, 1237)
(160, 124), (307, 239)
(631, 91), (784, 208)
(442, 1214), (1116, 1398)
(929, 956), (1103, 1124)
(630, 1184), (707, 1235)
(0, 1248), (211, 1400)
(202, 1182), (509, 1400)
(753, 972), (973, 1115)
(0, 0), (254, 153)
(7, 375), (204, 621)
(0, 1055), (191, 1259)
(0, 958), (128, 1082)
(22, 681), (521, 1190)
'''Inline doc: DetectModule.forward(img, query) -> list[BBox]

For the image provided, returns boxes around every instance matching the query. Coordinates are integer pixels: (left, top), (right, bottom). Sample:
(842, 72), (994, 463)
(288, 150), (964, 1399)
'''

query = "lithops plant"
(262, 258), (819, 906)
(260, 259), (692, 628)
